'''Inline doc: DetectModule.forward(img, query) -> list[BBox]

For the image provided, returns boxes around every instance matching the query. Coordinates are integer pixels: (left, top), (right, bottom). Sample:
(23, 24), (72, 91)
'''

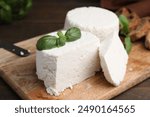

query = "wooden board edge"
(103, 74), (150, 100)
(0, 68), (30, 100)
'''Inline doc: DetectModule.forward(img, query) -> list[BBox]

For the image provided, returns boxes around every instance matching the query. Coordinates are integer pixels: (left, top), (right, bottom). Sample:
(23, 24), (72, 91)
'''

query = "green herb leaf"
(36, 27), (81, 51)
(36, 35), (57, 50)
(119, 15), (129, 36)
(124, 36), (132, 54)
(57, 31), (66, 47)
(65, 27), (81, 42)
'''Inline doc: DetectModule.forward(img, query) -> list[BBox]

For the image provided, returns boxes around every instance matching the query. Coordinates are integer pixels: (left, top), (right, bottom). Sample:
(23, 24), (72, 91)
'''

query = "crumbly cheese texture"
(99, 33), (128, 86)
(64, 7), (119, 42)
(36, 31), (100, 96)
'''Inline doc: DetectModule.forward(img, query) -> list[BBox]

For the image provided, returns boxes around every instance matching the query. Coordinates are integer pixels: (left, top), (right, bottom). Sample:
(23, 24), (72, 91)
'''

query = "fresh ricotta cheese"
(64, 7), (119, 42)
(36, 31), (100, 96)
(64, 7), (128, 86)
(99, 33), (128, 86)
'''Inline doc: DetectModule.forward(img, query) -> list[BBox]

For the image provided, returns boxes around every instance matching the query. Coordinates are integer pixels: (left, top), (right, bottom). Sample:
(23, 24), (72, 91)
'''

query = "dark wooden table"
(0, 0), (149, 100)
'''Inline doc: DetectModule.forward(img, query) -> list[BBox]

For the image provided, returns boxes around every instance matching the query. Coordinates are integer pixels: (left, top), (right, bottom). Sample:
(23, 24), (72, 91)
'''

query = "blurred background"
(0, 0), (149, 100)
(0, 0), (99, 43)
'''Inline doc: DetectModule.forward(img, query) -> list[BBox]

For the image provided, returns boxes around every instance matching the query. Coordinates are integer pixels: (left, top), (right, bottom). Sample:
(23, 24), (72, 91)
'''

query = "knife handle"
(3, 44), (30, 57)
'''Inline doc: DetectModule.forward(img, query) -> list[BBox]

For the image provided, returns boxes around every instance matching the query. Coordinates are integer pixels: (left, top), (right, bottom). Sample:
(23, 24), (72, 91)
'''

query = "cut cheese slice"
(36, 31), (100, 96)
(99, 33), (128, 86)
(64, 7), (119, 42)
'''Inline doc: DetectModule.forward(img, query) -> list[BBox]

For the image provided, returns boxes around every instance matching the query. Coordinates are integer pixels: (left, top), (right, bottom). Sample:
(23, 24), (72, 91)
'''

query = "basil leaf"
(65, 27), (81, 42)
(125, 36), (132, 54)
(119, 15), (129, 36)
(36, 35), (57, 50)
(57, 31), (66, 47)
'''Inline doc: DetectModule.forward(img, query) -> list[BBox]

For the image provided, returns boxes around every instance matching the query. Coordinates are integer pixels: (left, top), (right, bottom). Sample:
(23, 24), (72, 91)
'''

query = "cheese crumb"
(129, 68), (133, 72)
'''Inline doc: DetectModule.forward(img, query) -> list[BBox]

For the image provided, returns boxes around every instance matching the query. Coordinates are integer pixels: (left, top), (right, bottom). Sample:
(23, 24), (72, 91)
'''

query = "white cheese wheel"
(99, 33), (128, 86)
(64, 7), (128, 86)
(64, 7), (119, 42)
(36, 31), (100, 96)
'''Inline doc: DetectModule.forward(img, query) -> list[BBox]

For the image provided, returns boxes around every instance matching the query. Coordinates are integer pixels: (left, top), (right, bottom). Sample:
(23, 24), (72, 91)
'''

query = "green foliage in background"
(0, 0), (32, 23)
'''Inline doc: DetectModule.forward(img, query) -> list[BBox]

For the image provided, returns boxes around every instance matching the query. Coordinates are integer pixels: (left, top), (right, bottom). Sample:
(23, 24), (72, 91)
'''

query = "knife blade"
(0, 40), (30, 57)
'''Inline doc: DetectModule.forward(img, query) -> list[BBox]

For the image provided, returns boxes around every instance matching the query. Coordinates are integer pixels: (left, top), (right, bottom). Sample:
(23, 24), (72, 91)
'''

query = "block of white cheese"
(99, 33), (128, 86)
(64, 7), (119, 42)
(36, 31), (100, 96)
(64, 7), (128, 86)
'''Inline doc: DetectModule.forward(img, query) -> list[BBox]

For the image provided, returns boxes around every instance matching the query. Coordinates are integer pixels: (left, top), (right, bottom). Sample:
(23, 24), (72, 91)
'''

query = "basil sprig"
(36, 27), (81, 51)
(119, 15), (132, 54)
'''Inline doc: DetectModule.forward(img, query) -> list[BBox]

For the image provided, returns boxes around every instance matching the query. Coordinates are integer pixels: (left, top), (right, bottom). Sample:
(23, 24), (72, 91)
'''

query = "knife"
(0, 40), (30, 57)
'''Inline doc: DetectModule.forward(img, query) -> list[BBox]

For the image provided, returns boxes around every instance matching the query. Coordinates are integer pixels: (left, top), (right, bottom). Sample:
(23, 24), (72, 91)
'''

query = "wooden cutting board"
(0, 35), (150, 100)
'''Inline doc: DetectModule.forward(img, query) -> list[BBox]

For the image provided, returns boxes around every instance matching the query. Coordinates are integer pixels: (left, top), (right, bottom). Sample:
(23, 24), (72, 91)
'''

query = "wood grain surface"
(0, 36), (149, 100)
(0, 0), (149, 100)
